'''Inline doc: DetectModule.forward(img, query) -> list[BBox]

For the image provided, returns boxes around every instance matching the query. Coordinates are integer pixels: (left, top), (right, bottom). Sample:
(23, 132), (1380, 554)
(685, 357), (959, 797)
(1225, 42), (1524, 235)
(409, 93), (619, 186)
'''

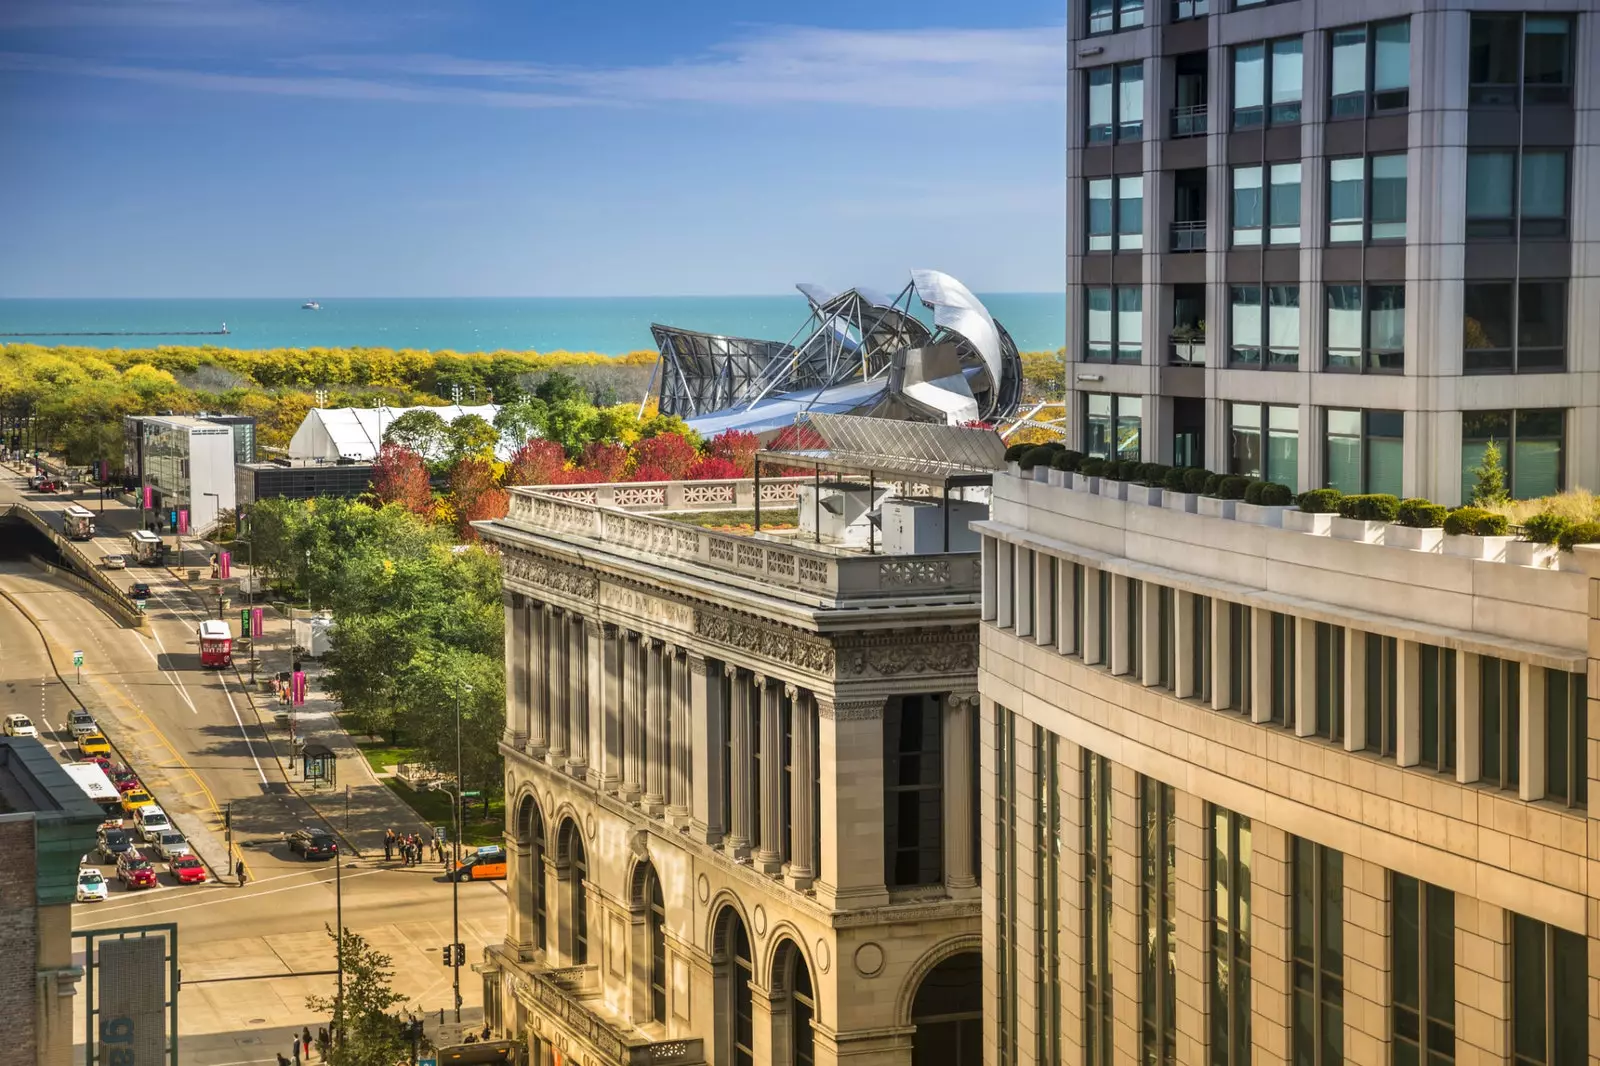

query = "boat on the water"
(301, 301), (321, 310)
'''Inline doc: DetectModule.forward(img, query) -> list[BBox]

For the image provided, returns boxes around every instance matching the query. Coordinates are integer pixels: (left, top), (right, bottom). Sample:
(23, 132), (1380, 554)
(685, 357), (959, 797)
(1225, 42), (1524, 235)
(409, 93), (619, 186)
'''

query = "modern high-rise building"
(1066, 0), (1597, 504)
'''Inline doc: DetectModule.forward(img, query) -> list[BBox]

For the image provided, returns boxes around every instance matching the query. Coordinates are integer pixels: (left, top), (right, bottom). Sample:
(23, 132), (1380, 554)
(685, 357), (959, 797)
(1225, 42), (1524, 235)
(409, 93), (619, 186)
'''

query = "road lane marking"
(76, 867), (387, 927)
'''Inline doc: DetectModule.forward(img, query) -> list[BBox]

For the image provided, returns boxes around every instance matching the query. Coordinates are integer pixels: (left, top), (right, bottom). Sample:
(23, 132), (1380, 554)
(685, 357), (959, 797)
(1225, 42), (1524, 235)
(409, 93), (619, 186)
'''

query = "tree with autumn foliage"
(369, 443), (433, 514)
(448, 456), (509, 540)
(705, 430), (759, 476)
(505, 439), (568, 486)
(627, 431), (697, 480)
(575, 440), (627, 482)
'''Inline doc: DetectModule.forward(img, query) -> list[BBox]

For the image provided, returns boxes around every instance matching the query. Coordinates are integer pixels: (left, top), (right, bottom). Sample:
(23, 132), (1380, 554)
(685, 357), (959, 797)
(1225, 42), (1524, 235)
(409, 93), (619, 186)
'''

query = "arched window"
(558, 820), (588, 964)
(911, 951), (982, 1066)
(714, 908), (755, 1066)
(647, 870), (667, 1023)
(774, 941), (817, 1066)
(514, 795), (546, 951)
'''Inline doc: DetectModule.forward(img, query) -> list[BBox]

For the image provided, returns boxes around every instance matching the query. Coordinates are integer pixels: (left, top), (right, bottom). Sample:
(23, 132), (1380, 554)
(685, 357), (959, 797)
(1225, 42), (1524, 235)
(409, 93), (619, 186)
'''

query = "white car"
(76, 868), (109, 902)
(152, 832), (190, 861)
(133, 807), (171, 843)
(3, 714), (38, 738)
(102, 554), (127, 570)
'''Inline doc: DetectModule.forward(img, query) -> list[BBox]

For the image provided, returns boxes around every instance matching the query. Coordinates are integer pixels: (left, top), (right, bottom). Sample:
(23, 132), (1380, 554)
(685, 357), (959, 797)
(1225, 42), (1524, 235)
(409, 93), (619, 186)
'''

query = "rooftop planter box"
(1196, 495), (1236, 519)
(1163, 491), (1198, 514)
(1126, 485), (1162, 507)
(1385, 525), (1443, 552)
(1046, 467), (1069, 488)
(1330, 516), (1386, 543)
(1442, 533), (1512, 561)
(1097, 479), (1128, 502)
(1235, 501), (1288, 527)
(1282, 508), (1333, 535)
(1503, 540), (1556, 568)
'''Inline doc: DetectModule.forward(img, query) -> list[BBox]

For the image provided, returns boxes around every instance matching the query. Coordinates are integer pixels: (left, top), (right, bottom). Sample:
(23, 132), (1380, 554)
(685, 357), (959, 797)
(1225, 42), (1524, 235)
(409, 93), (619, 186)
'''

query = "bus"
(127, 529), (163, 565)
(63, 505), (96, 540)
(62, 761), (122, 815)
(198, 619), (233, 668)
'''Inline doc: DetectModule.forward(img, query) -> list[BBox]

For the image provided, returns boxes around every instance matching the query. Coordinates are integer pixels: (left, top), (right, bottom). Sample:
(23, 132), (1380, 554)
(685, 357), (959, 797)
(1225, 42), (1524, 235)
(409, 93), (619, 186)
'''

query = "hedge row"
(1009, 443), (1291, 505)
(1295, 489), (1511, 535)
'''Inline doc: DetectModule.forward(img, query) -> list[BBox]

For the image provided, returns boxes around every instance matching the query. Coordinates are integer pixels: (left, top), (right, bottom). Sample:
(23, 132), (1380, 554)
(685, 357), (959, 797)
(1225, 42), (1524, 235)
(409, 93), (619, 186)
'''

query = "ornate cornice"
(836, 626), (980, 678)
(503, 550), (599, 602)
(817, 697), (884, 721)
(694, 609), (836, 676)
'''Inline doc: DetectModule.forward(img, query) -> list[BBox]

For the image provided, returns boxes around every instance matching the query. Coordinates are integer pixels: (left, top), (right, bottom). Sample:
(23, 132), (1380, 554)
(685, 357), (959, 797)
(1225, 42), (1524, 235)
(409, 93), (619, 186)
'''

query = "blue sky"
(0, 0), (1065, 298)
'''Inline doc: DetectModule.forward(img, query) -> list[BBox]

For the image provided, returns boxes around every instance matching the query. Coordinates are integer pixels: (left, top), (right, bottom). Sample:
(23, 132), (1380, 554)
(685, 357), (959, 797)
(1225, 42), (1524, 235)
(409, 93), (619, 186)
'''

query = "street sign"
(419, 1059), (437, 1066)
(72, 650), (83, 667)
(434, 825), (448, 842)
(461, 790), (482, 798)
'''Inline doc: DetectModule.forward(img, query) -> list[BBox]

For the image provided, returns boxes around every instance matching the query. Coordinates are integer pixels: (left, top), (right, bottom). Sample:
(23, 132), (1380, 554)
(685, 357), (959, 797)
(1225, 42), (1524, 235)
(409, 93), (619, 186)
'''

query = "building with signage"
(136, 415), (237, 533)
(0, 737), (104, 1066)
(123, 413), (255, 483)
(235, 458), (377, 506)
(474, 416), (999, 1066)
(976, 462), (1600, 1065)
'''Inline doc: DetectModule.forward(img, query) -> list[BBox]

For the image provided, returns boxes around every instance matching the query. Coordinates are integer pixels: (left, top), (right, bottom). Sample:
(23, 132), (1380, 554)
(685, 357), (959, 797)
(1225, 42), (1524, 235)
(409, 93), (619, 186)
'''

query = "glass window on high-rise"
(1511, 914), (1588, 1066)
(1325, 409), (1403, 497)
(1460, 409), (1564, 502)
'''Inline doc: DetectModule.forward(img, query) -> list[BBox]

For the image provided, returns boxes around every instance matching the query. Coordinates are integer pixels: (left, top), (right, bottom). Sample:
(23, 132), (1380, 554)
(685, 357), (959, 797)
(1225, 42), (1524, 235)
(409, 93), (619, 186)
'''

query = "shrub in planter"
(1201, 473), (1223, 496)
(1337, 494), (1400, 522)
(1243, 480), (1267, 505)
(1443, 506), (1510, 536)
(1256, 482), (1293, 506)
(1079, 458), (1107, 477)
(1296, 488), (1343, 514)
(1216, 476), (1252, 500)
(1018, 445), (1058, 470)
(1049, 449), (1085, 472)
(1183, 468), (1212, 494)
(1521, 511), (1573, 545)
(1141, 463), (1171, 486)
(1107, 459), (1136, 481)
(1004, 442), (1033, 462)
(1396, 498), (1446, 529)
(1163, 467), (1189, 492)
(1556, 521), (1600, 551)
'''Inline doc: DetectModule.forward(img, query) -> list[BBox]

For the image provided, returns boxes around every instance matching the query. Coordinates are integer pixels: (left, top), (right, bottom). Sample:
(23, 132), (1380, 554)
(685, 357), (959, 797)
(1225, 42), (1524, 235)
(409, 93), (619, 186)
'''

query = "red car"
(110, 772), (142, 794)
(168, 856), (207, 885)
(116, 850), (157, 890)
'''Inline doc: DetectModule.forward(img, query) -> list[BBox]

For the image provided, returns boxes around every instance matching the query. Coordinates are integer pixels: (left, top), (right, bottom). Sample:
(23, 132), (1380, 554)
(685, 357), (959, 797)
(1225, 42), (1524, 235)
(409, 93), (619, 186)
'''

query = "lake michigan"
(0, 294), (1065, 355)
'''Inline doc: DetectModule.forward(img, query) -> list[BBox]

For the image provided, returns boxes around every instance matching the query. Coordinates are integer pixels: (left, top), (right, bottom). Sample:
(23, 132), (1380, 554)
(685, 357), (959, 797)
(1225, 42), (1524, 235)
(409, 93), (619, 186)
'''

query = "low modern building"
(976, 466), (1597, 1065)
(123, 413), (255, 483)
(0, 737), (104, 1066)
(137, 415), (237, 533)
(234, 458), (377, 506)
(287, 403), (502, 463)
(474, 416), (1001, 1066)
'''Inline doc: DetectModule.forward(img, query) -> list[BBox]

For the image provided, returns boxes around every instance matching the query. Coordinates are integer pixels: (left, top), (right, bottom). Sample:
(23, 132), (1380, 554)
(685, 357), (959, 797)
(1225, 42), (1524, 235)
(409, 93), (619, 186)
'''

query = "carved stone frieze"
(503, 551), (599, 601)
(693, 610), (836, 676)
(836, 626), (979, 678)
(599, 582), (696, 631)
(817, 698), (885, 721)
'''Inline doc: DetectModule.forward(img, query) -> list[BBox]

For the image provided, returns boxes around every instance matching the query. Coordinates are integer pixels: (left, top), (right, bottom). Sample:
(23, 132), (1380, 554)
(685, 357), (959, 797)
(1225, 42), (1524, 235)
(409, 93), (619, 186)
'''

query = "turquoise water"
(0, 294), (1065, 355)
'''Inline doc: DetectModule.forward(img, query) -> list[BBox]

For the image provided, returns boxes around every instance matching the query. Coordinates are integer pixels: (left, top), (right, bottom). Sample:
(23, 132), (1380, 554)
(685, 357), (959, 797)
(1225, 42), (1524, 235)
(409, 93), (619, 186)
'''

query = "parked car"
(450, 845), (508, 882)
(287, 828), (338, 860)
(152, 832), (190, 861)
(97, 827), (132, 863)
(168, 856), (207, 885)
(110, 770), (142, 794)
(4, 713), (38, 738)
(116, 851), (158, 890)
(78, 733), (111, 757)
(76, 868), (109, 902)
(102, 554), (127, 570)
(27, 475), (43, 489)
(129, 582), (152, 600)
(133, 806), (170, 840)
(67, 708), (98, 738)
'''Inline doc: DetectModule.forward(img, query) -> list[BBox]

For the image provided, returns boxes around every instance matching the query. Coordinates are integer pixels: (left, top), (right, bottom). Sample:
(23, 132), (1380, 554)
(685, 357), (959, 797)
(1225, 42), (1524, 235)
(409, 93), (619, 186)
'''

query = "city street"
(0, 470), (506, 1064)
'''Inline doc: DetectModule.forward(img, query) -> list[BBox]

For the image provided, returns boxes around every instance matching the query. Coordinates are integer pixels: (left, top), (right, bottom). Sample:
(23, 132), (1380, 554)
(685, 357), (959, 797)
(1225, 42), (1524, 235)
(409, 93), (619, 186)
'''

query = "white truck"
(62, 761), (122, 816)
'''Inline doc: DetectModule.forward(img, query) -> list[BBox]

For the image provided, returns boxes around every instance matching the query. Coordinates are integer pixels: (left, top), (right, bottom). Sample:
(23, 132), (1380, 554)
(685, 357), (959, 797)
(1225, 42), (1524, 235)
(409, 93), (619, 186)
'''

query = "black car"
(97, 828), (132, 863)
(288, 828), (338, 860)
(128, 582), (151, 600)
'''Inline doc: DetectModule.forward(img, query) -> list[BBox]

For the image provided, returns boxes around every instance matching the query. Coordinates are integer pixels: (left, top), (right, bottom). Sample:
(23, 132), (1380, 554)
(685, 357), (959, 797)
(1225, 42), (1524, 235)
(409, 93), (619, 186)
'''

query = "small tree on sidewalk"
(305, 926), (407, 1066)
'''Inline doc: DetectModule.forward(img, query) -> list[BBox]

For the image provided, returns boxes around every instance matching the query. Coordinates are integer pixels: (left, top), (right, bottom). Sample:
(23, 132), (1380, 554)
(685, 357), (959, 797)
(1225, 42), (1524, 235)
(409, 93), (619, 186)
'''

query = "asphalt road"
(0, 471), (506, 1064)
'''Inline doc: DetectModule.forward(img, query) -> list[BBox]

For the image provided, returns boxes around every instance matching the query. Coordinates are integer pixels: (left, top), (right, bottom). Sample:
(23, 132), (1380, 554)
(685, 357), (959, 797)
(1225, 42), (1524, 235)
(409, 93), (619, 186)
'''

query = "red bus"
(198, 619), (233, 668)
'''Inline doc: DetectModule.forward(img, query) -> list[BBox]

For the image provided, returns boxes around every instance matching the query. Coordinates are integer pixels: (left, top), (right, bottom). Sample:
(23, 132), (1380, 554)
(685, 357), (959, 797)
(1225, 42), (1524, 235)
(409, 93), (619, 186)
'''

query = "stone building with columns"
(978, 465), (1600, 1065)
(474, 422), (1003, 1066)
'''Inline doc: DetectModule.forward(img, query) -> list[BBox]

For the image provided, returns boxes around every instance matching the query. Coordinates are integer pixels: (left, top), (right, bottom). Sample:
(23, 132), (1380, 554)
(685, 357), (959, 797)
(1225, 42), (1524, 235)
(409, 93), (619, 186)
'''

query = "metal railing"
(1168, 340), (1206, 366)
(1170, 220), (1207, 252)
(1170, 104), (1208, 138)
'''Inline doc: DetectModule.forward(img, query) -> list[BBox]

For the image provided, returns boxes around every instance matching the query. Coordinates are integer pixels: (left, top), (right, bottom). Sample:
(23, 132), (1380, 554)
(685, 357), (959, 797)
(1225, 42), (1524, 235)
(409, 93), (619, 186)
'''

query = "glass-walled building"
(139, 416), (237, 533)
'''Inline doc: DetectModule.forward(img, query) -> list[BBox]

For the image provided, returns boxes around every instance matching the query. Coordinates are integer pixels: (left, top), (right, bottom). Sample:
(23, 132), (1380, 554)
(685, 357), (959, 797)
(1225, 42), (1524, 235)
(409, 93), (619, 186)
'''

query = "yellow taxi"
(78, 733), (111, 757)
(120, 788), (155, 813)
(449, 845), (508, 882)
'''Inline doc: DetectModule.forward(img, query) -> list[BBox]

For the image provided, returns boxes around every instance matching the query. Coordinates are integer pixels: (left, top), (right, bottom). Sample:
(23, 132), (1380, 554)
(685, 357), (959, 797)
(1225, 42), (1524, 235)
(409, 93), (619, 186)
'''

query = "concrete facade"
(1067, 0), (1600, 503)
(475, 478), (985, 1066)
(978, 468), (1600, 1065)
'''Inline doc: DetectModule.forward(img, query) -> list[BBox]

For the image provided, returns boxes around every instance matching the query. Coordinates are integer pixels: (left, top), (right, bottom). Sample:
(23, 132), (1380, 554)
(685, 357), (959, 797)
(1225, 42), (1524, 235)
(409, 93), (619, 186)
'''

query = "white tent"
(286, 404), (504, 462)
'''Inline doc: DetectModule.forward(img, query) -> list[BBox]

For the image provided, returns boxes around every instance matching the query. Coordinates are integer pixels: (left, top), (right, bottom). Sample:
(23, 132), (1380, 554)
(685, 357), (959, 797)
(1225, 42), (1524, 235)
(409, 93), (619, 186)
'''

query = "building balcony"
(1169, 104), (1208, 138)
(1169, 220), (1207, 252)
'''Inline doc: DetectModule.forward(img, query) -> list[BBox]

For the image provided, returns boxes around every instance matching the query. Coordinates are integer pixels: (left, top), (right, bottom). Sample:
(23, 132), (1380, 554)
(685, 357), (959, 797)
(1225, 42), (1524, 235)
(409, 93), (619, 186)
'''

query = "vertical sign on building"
(97, 936), (167, 1063)
(178, 509), (189, 535)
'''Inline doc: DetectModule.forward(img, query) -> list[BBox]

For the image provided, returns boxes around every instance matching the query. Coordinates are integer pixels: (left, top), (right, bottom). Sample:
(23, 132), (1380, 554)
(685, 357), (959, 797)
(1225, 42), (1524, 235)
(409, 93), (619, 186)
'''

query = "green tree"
(1470, 439), (1510, 505)
(445, 413), (500, 466)
(383, 408), (449, 459)
(493, 398), (547, 452)
(304, 926), (407, 1066)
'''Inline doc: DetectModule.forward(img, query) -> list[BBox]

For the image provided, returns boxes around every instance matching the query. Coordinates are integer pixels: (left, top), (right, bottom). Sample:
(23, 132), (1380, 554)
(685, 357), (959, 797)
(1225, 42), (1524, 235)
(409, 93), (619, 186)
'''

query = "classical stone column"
(786, 687), (816, 891)
(567, 615), (590, 779)
(527, 604), (548, 754)
(943, 692), (977, 895)
(667, 648), (691, 825)
(725, 665), (754, 859)
(644, 639), (668, 814)
(754, 676), (785, 875)
(689, 654), (725, 845)
(600, 623), (622, 790)
(547, 609), (570, 766)
(502, 595), (528, 748)
(814, 694), (887, 909)
(621, 632), (643, 802)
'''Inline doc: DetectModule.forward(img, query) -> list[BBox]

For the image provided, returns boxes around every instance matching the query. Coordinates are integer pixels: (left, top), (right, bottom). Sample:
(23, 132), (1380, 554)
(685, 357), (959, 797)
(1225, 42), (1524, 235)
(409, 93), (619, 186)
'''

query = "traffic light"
(441, 945), (452, 968)
(454, 943), (466, 966)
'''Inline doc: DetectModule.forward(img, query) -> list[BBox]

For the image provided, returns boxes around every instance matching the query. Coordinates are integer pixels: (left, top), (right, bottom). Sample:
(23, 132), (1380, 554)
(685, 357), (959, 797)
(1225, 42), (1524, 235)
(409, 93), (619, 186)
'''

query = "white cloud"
(5, 23), (1065, 111)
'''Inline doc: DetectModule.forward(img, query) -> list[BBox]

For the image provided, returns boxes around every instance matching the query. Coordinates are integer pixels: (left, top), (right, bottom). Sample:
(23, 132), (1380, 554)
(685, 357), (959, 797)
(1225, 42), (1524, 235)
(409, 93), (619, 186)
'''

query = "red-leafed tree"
(577, 441), (627, 482)
(686, 455), (745, 480)
(505, 439), (567, 486)
(705, 430), (759, 476)
(628, 464), (672, 483)
(449, 457), (508, 541)
(370, 443), (433, 515)
(627, 432), (697, 480)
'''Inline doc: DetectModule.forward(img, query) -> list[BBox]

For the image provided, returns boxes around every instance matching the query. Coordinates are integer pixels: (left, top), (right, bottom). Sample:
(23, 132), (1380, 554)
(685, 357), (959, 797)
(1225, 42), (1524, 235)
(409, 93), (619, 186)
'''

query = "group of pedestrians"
(385, 826), (446, 867)
(275, 1024), (330, 1065)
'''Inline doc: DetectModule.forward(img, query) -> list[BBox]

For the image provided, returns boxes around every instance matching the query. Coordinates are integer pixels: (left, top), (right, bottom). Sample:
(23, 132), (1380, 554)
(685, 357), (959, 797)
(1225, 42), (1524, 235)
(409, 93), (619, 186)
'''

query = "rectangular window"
(1124, 578), (1143, 678)
(1364, 633), (1398, 757)
(1461, 409), (1565, 501)
(1324, 408), (1403, 497)
(1328, 155), (1406, 243)
(1545, 670), (1587, 807)
(1093, 567), (1112, 665)
(1087, 0), (1144, 35)
(1088, 67), (1114, 143)
(1467, 150), (1569, 239)
(1269, 163), (1301, 244)
(1271, 38), (1303, 124)
(1087, 63), (1145, 142)
(1084, 752), (1113, 1066)
(1119, 63), (1145, 140)
(1118, 176), (1144, 250)
(1330, 20), (1410, 118)
(1157, 585), (1174, 691)
(1232, 44), (1264, 129)
(1085, 288), (1142, 363)
(1140, 777), (1177, 1066)
(1209, 806), (1251, 1066)
(1291, 838), (1344, 1066)
(1232, 166), (1263, 245)
(1071, 562), (1085, 658)
(1227, 603), (1252, 714)
(1370, 154), (1406, 239)
(1418, 645), (1457, 774)
(1511, 914), (1588, 1066)
(1084, 394), (1143, 461)
(1327, 159), (1364, 243)
(1313, 622), (1344, 744)
(1470, 14), (1573, 107)
(1392, 874), (1454, 1066)
(1088, 179), (1113, 252)
(1087, 288), (1113, 363)
(1192, 594), (1213, 704)
(1269, 611), (1295, 727)
(1228, 403), (1299, 491)
(1479, 657), (1520, 791)
(1039, 734), (1061, 1066)
(1325, 286), (1404, 373)
(1463, 283), (1566, 374)
(995, 709), (1017, 1066)
(883, 695), (943, 887)
(1228, 285), (1300, 369)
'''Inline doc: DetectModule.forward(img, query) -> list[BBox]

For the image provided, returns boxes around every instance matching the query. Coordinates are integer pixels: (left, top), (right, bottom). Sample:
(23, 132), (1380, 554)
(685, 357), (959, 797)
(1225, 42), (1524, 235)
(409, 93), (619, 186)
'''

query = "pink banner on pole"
(143, 485), (152, 510)
(178, 508), (189, 534)
(291, 670), (307, 706)
(250, 606), (264, 639)
(218, 551), (231, 580)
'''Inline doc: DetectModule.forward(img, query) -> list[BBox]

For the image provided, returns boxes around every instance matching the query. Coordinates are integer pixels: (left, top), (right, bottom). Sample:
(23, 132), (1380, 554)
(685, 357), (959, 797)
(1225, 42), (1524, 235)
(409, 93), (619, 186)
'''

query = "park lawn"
(351, 734), (423, 777)
(673, 508), (797, 532)
(381, 778), (505, 848)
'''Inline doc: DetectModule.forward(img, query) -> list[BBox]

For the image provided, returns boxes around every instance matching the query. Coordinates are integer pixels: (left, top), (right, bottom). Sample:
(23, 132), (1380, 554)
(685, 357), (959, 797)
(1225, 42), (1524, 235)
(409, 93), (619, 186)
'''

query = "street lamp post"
(451, 683), (470, 1023)
(202, 492), (221, 617)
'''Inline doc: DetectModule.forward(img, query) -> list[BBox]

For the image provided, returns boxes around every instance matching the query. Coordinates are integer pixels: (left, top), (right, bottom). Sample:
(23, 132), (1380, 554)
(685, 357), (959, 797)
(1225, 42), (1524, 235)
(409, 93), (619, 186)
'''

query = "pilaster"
(1175, 590), (1196, 699)
(667, 647), (691, 825)
(1345, 627), (1368, 752)
(1210, 597), (1232, 713)
(1519, 663), (1548, 801)
(786, 687), (817, 891)
(943, 692), (978, 897)
(528, 603), (548, 754)
(622, 632), (643, 802)
(1454, 896), (1511, 1066)
(726, 666), (754, 859)
(754, 675), (786, 875)
(548, 608), (570, 766)
(815, 694), (888, 909)
(1397, 639), (1422, 768)
(689, 654), (725, 845)
(644, 639), (667, 814)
